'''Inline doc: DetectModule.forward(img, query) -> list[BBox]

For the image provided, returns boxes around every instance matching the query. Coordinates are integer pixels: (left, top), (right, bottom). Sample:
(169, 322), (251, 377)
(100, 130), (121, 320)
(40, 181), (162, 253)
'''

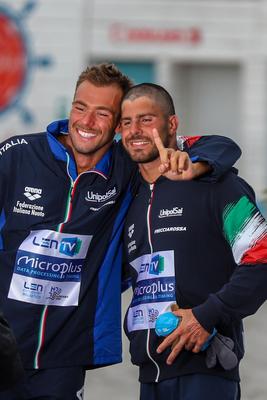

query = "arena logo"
(24, 186), (42, 201)
(0, 2), (51, 123)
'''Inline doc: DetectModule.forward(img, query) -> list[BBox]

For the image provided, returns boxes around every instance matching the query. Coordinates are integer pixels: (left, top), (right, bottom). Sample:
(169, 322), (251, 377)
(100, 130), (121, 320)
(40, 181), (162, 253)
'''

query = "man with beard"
(120, 83), (267, 400)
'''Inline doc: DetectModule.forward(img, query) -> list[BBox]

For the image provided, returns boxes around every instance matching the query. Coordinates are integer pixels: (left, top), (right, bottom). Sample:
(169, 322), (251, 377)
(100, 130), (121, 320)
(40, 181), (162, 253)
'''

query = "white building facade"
(1, 0), (267, 196)
(85, 0), (267, 197)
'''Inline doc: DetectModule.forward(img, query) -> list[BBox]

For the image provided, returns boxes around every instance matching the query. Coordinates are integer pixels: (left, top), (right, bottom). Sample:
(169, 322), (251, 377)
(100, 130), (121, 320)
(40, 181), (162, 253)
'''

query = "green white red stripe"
(34, 153), (74, 368)
(223, 196), (267, 265)
(34, 306), (49, 368)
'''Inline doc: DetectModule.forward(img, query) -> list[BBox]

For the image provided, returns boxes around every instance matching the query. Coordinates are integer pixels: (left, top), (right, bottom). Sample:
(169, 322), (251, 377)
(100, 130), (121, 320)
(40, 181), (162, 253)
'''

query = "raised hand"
(153, 128), (211, 181)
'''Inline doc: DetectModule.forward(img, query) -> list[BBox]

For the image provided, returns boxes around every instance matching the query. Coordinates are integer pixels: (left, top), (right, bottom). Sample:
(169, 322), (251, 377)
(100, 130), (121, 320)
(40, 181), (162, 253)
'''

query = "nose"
(81, 110), (96, 127)
(129, 118), (142, 134)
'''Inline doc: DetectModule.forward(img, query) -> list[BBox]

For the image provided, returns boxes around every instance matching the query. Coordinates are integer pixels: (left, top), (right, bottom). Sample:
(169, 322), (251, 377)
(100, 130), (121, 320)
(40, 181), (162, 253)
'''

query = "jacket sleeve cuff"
(192, 294), (225, 333)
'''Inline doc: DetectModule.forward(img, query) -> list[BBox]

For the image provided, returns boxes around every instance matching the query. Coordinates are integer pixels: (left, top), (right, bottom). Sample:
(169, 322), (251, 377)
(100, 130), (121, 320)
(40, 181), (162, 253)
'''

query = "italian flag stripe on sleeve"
(223, 196), (267, 265)
(182, 136), (202, 148)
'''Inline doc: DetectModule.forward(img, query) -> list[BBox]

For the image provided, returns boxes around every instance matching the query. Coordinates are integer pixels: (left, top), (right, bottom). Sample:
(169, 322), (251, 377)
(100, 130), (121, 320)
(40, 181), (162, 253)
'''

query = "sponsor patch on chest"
(12, 186), (45, 217)
(158, 207), (183, 218)
(85, 186), (117, 211)
(8, 229), (92, 306)
(127, 250), (176, 332)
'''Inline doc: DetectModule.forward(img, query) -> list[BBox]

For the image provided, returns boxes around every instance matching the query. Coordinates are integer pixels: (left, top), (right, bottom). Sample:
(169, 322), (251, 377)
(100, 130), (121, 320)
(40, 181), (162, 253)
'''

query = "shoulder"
(0, 133), (48, 173)
(211, 171), (256, 205)
(111, 140), (137, 172)
(0, 132), (46, 158)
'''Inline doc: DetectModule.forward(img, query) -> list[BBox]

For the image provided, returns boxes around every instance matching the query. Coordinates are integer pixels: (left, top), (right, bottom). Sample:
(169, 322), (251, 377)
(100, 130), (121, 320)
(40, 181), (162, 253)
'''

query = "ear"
(115, 121), (122, 136)
(168, 115), (179, 135)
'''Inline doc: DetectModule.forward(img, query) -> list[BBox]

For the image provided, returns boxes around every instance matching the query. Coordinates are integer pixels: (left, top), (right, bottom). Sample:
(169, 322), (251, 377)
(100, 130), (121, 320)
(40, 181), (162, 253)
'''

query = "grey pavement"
(85, 292), (267, 400)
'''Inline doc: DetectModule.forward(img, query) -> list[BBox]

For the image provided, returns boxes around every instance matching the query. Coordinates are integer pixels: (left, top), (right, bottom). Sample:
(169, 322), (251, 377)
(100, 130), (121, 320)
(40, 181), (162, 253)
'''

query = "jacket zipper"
(34, 153), (74, 369)
(146, 182), (161, 382)
(34, 154), (107, 369)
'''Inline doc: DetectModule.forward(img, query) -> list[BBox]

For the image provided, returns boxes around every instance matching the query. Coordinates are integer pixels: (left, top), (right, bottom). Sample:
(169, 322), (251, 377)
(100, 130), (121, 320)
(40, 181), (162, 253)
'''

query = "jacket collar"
(46, 119), (113, 179)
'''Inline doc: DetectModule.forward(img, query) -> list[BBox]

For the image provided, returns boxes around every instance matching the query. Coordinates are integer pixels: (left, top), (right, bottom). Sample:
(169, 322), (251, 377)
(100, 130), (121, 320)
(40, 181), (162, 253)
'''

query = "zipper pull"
(149, 183), (154, 204)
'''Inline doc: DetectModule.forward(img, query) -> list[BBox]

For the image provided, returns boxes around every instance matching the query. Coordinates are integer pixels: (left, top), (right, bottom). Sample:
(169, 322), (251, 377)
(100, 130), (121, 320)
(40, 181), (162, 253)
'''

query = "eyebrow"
(72, 100), (86, 105)
(72, 100), (114, 114)
(121, 113), (156, 120)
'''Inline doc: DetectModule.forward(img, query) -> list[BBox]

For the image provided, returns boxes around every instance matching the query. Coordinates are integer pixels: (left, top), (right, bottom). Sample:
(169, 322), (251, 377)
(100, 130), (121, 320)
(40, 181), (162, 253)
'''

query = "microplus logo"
(24, 186), (42, 201)
(159, 207), (183, 218)
(140, 254), (164, 275)
(85, 187), (116, 202)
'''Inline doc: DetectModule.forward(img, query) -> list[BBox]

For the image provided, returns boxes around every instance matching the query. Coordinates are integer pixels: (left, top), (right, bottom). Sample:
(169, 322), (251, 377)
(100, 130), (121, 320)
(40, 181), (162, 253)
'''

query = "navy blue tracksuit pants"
(140, 374), (240, 400)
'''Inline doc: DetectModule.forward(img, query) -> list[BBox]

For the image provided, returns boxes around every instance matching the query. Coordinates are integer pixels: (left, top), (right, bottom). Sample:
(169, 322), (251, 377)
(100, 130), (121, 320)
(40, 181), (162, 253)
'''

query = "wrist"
(192, 161), (212, 178)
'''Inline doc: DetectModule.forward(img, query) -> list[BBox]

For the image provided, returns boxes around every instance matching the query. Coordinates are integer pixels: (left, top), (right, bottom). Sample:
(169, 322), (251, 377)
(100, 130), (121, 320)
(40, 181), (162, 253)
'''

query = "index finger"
(156, 327), (182, 354)
(152, 128), (169, 166)
(152, 128), (165, 152)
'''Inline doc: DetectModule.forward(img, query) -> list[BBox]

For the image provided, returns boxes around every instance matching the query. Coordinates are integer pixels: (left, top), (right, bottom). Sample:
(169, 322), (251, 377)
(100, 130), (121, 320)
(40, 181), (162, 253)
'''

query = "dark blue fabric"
(140, 374), (240, 400)
(0, 209), (5, 250)
(0, 367), (86, 400)
(93, 185), (133, 364)
(184, 135), (241, 183)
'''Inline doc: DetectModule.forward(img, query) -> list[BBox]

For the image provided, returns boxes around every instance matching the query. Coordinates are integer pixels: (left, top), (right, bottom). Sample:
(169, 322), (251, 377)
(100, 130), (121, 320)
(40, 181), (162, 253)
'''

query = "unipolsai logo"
(158, 207), (183, 218)
(85, 186), (117, 202)
(0, 1), (51, 123)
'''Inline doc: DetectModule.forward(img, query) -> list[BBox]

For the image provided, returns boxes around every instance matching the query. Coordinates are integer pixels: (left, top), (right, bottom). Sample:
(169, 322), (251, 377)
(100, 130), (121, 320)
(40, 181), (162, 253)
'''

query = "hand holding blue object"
(155, 312), (216, 351)
(155, 311), (237, 370)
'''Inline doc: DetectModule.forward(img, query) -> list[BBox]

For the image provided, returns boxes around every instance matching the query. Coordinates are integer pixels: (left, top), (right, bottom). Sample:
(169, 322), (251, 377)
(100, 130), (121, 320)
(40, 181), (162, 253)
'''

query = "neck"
(138, 158), (162, 183)
(73, 153), (97, 174)
(59, 135), (112, 175)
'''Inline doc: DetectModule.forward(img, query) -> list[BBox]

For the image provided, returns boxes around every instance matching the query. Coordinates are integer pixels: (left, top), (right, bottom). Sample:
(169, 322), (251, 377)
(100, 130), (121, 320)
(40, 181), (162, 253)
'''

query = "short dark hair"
(122, 83), (175, 116)
(75, 62), (133, 95)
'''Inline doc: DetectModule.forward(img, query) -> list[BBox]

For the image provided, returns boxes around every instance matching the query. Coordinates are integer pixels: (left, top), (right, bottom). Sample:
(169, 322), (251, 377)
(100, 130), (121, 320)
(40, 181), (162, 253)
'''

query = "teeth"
(132, 141), (149, 146)
(78, 130), (96, 138)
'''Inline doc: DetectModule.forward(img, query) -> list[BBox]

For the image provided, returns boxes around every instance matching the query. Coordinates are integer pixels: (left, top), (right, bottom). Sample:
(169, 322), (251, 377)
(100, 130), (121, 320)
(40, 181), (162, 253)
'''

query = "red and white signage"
(110, 23), (202, 44)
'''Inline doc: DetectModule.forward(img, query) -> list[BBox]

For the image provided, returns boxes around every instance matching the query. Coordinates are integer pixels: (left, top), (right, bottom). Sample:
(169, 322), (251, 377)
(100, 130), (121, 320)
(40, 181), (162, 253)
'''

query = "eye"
(121, 120), (130, 128)
(97, 110), (110, 118)
(73, 104), (85, 112)
(141, 116), (153, 125)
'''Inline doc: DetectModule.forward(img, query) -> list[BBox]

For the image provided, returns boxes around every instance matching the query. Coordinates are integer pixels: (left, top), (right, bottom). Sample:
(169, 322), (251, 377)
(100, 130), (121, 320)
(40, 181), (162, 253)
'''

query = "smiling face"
(120, 96), (177, 163)
(67, 80), (123, 168)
